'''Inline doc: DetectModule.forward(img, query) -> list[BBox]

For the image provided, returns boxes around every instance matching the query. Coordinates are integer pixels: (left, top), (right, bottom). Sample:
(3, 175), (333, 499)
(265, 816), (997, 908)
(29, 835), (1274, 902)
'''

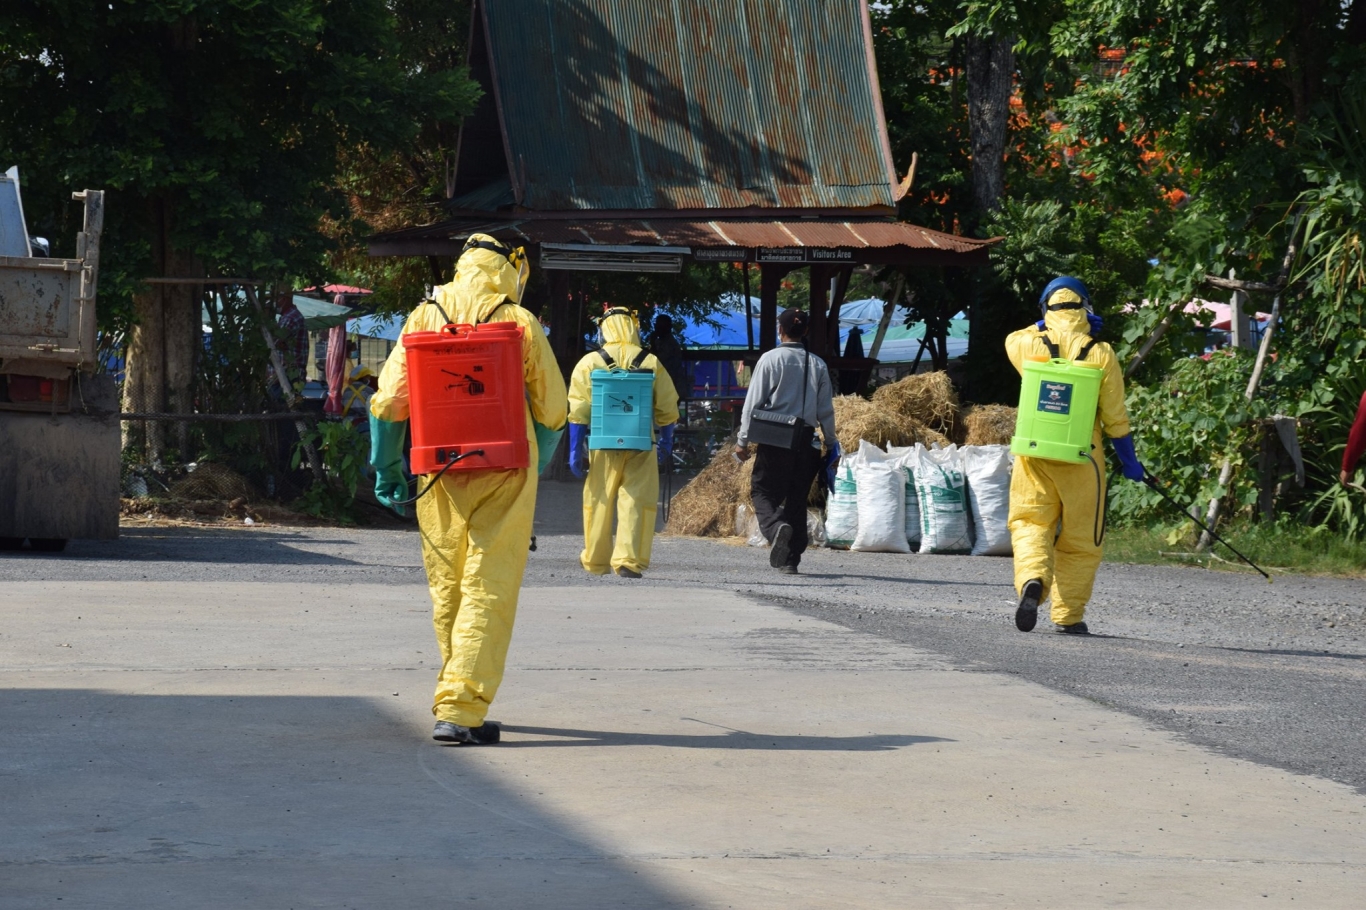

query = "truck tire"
(0, 537), (22, 551)
(28, 538), (68, 553)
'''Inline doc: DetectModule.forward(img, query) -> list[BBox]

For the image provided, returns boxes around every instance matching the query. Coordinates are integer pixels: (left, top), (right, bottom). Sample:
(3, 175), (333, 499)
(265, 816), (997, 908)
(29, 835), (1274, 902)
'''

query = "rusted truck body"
(0, 188), (119, 548)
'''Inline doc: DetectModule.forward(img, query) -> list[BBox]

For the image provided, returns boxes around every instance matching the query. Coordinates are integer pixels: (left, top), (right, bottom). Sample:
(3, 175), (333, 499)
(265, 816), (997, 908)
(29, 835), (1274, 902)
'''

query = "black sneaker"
(778, 564), (799, 575)
(432, 720), (501, 744)
(1015, 578), (1043, 632)
(769, 523), (793, 568)
(1055, 621), (1090, 635)
(615, 566), (642, 579)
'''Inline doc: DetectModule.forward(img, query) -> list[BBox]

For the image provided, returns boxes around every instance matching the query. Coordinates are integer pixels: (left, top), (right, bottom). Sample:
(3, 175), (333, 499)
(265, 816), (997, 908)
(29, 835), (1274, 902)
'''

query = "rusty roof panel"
(515, 219), (991, 253)
(481, 0), (896, 212)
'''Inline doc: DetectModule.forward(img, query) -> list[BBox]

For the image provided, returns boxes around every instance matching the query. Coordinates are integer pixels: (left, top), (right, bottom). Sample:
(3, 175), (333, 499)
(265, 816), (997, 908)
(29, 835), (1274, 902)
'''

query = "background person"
(567, 308), (680, 579)
(735, 308), (836, 574)
(1005, 276), (1144, 635)
(1340, 389), (1366, 485)
(368, 234), (567, 745)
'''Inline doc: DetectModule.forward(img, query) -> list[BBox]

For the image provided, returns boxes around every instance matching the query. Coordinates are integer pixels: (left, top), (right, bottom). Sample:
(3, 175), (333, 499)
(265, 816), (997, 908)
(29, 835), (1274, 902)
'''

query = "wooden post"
(868, 274), (904, 361)
(742, 262), (755, 351)
(1196, 251), (1293, 548)
(759, 265), (783, 351)
(807, 264), (830, 358)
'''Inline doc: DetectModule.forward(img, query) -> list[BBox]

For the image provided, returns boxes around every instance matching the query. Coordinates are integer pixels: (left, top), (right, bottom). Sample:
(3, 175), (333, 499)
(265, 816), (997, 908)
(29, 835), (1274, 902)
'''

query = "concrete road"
(1, 482), (1363, 907)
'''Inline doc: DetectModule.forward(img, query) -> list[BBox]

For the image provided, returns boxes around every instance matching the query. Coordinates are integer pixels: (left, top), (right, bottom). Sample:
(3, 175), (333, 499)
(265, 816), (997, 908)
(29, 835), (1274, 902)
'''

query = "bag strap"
(1039, 330), (1099, 363)
(475, 299), (508, 323)
(801, 347), (809, 416)
(631, 349), (651, 370)
(593, 344), (618, 369)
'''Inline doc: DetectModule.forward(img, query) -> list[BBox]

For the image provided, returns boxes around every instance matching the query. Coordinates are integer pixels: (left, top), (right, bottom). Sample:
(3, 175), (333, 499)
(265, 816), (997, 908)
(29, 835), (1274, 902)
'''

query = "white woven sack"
(886, 444), (922, 549)
(915, 443), (972, 553)
(852, 444), (910, 553)
(963, 444), (1014, 556)
(824, 450), (861, 549)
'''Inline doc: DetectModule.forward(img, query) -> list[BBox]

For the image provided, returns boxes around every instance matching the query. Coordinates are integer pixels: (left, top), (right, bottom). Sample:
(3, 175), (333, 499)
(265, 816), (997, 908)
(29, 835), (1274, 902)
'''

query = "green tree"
(0, 0), (478, 460)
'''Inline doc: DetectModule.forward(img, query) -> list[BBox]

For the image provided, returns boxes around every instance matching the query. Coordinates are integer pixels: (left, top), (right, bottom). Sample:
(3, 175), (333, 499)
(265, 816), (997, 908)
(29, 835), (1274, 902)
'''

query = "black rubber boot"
(769, 523), (793, 569)
(1055, 621), (1090, 635)
(615, 566), (642, 578)
(1015, 578), (1043, 632)
(432, 720), (501, 745)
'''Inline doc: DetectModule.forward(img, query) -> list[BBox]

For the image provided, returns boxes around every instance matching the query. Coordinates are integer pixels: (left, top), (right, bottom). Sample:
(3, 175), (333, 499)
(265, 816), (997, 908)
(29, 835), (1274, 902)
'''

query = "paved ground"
(2, 480), (1364, 907)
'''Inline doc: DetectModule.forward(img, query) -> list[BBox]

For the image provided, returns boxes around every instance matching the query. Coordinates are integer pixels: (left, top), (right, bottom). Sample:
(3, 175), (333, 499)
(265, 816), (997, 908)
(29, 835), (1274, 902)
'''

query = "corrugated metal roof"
(524, 219), (990, 254)
(480, 0), (897, 212)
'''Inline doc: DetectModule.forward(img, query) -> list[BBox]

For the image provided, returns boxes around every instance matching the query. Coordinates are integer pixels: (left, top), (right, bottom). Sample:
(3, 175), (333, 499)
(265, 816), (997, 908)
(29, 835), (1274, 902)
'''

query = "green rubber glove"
(368, 412), (410, 516)
(533, 421), (565, 475)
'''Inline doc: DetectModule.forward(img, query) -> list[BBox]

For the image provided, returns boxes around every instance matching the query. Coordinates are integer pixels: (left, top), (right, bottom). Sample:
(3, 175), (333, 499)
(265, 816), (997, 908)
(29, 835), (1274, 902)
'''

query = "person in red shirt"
(1341, 390), (1366, 485)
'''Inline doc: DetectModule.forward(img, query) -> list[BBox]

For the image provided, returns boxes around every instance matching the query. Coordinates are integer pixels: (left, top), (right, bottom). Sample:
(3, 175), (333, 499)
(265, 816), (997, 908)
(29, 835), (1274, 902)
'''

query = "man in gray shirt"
(735, 308), (837, 573)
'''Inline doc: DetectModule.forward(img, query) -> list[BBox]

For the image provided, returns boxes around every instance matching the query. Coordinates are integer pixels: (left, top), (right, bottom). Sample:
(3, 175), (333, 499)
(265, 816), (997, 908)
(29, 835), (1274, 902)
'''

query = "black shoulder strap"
(1040, 329), (1099, 363)
(1039, 329), (1060, 359)
(631, 349), (650, 370)
(593, 344), (617, 369)
(477, 299), (510, 325)
(426, 297), (453, 326)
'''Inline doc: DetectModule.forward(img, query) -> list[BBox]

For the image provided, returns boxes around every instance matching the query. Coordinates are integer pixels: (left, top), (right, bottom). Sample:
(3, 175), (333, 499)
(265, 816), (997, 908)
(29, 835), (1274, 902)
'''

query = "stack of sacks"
(826, 440), (1015, 556)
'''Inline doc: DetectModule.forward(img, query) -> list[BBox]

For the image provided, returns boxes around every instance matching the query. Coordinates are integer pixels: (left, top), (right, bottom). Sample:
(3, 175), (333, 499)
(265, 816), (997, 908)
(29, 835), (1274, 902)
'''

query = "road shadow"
(0, 689), (693, 909)
(501, 723), (952, 751)
(0, 527), (384, 567)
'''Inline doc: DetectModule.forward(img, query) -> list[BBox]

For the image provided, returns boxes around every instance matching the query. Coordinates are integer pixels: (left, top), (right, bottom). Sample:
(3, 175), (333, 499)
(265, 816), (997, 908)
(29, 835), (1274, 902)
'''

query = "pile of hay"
(664, 443), (744, 537)
(961, 404), (1018, 446)
(168, 462), (259, 502)
(870, 372), (961, 439)
(834, 394), (949, 452)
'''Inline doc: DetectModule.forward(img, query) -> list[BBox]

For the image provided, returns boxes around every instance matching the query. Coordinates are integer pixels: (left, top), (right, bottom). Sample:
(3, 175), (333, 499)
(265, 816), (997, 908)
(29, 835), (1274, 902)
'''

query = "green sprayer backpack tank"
(1010, 335), (1104, 464)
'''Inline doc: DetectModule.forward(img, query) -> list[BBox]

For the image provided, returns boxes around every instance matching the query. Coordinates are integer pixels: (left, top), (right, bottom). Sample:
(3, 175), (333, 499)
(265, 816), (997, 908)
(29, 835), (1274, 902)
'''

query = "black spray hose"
(1142, 469), (1273, 582)
(390, 449), (485, 506)
(1083, 452), (1109, 548)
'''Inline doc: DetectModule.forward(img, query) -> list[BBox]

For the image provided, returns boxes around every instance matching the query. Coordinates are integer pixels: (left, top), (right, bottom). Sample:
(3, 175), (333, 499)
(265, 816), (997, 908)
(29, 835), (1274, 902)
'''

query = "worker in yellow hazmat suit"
(567, 308), (680, 578)
(369, 234), (567, 744)
(1005, 276), (1145, 635)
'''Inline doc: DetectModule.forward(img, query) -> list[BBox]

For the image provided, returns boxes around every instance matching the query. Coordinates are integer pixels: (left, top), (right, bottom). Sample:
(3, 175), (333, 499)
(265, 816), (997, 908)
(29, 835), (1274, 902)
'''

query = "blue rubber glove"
(1035, 319), (1047, 331)
(533, 421), (565, 475)
(368, 413), (410, 515)
(657, 423), (676, 465)
(1111, 434), (1145, 482)
(568, 423), (589, 479)
(1086, 312), (1104, 336)
(822, 439), (842, 491)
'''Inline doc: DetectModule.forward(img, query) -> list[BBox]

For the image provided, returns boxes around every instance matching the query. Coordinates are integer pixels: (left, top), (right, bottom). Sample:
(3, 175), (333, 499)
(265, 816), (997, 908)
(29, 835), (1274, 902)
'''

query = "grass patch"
(1103, 521), (1366, 578)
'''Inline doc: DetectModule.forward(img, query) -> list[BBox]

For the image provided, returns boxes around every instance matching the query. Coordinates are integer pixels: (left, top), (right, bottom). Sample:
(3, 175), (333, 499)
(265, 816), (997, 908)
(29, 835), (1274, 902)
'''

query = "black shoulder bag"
(746, 348), (814, 451)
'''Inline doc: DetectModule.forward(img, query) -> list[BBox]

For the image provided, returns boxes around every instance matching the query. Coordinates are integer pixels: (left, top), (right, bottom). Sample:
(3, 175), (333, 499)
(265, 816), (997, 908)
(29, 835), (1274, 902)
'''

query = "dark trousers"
(750, 443), (822, 565)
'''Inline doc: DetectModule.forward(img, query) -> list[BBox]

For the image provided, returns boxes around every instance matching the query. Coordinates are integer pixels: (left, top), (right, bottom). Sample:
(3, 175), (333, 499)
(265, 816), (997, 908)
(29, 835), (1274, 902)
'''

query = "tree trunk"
(964, 33), (1015, 215)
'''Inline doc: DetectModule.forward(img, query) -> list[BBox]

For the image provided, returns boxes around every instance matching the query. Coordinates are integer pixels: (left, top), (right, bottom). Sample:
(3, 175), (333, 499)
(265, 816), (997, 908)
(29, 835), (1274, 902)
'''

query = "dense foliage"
(872, 0), (1366, 535)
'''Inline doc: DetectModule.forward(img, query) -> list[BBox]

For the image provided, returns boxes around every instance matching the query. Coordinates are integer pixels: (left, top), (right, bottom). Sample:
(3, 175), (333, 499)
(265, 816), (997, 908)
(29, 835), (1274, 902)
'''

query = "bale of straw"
(962, 404), (1018, 446)
(870, 371), (961, 436)
(833, 395), (922, 452)
(664, 444), (744, 537)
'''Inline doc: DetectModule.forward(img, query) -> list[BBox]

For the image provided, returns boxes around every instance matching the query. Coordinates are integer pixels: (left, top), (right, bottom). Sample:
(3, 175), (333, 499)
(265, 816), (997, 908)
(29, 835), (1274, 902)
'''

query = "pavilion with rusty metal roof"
(368, 0), (994, 364)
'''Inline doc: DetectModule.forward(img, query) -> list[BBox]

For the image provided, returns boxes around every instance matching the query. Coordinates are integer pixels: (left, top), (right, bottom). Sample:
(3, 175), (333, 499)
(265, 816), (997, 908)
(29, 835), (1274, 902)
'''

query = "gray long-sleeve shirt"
(738, 342), (836, 450)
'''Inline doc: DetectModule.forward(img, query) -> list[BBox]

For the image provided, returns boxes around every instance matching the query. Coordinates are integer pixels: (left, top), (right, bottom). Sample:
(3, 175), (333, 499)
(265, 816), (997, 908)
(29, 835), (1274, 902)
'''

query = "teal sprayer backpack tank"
(1010, 341), (1103, 464)
(589, 349), (655, 450)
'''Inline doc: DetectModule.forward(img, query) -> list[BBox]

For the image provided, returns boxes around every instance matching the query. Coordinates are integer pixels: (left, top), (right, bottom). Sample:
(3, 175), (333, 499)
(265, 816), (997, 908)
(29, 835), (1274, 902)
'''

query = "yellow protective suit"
(568, 311), (680, 575)
(1005, 292), (1131, 626)
(370, 235), (567, 727)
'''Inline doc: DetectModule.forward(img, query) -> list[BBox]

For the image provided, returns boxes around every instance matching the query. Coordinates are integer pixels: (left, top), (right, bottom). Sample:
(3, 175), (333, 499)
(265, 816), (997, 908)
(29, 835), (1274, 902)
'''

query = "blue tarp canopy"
(671, 296), (967, 363)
